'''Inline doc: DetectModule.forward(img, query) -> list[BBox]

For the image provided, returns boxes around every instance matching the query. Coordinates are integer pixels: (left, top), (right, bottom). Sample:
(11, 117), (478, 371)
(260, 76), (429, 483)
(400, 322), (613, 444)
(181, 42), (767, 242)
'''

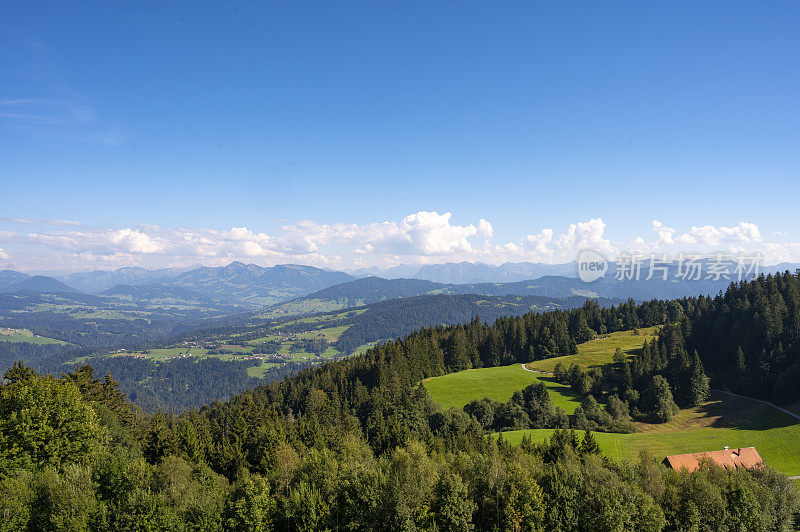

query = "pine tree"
(144, 410), (176, 463)
(640, 375), (678, 423)
(3, 361), (35, 384)
(735, 346), (747, 377)
(686, 351), (710, 406)
(579, 430), (601, 455)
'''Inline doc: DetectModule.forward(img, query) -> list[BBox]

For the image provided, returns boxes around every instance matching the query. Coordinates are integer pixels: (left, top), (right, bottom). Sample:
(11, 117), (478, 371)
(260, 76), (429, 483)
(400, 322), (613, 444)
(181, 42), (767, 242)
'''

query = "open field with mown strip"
(525, 326), (660, 373)
(422, 328), (659, 412)
(423, 327), (800, 477)
(0, 328), (67, 345)
(501, 390), (800, 476)
(422, 364), (582, 413)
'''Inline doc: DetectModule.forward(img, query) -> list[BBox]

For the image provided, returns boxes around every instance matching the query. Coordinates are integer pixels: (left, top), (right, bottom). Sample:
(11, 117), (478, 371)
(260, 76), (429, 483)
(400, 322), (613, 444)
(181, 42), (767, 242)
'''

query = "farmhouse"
(662, 447), (763, 473)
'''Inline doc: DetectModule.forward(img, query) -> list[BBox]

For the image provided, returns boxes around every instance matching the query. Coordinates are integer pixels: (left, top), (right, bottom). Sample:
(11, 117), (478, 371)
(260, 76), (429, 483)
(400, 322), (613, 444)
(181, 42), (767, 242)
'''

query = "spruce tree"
(579, 430), (601, 455)
(686, 351), (710, 406)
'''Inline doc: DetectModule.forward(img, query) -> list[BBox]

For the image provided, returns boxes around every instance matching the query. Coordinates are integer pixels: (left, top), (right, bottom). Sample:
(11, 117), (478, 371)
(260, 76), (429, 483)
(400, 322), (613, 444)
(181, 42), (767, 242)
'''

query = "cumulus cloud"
(0, 248), (9, 260)
(761, 243), (800, 264)
(676, 222), (761, 246)
(398, 211), (477, 254)
(653, 220), (677, 245)
(477, 219), (494, 240)
(110, 229), (164, 254)
(0, 213), (798, 271)
(555, 218), (615, 255)
(522, 229), (554, 260)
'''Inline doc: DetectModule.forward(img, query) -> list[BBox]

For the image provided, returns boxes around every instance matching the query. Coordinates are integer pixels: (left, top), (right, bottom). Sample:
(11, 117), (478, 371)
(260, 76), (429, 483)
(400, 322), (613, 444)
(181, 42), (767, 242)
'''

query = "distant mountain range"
(58, 266), (193, 293)
(265, 259), (800, 317)
(3, 259), (800, 352)
(259, 274), (694, 317)
(0, 271), (77, 294)
(350, 261), (579, 283)
(99, 262), (354, 308)
(0, 262), (355, 310)
(2, 260), (799, 315)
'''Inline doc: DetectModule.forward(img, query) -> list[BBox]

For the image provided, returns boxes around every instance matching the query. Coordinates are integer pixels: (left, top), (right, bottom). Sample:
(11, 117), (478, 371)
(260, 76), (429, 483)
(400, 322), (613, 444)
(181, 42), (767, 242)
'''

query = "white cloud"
(2, 213), (799, 271)
(522, 229), (554, 260)
(676, 222), (761, 246)
(761, 243), (800, 264)
(555, 218), (614, 255)
(477, 219), (494, 240)
(652, 220), (676, 245)
(0, 248), (9, 260)
(399, 211), (477, 254)
(110, 229), (163, 254)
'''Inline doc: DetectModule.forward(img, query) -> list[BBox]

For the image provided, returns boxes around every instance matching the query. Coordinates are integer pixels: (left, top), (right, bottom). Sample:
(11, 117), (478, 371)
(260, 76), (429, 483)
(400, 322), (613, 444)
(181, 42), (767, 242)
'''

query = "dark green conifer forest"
(2, 272), (800, 530)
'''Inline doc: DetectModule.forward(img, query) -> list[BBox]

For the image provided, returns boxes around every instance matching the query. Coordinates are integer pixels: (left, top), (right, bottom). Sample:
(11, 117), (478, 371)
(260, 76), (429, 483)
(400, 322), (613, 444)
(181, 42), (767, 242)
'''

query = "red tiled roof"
(662, 447), (763, 472)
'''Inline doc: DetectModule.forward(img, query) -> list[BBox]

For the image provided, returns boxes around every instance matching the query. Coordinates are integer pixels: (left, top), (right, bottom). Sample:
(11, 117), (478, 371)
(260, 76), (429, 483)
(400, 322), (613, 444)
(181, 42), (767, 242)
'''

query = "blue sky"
(1, 1), (799, 271)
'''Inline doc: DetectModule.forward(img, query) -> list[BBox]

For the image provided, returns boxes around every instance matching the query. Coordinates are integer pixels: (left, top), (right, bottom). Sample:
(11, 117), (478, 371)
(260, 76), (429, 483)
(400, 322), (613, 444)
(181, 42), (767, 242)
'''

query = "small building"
(662, 447), (763, 473)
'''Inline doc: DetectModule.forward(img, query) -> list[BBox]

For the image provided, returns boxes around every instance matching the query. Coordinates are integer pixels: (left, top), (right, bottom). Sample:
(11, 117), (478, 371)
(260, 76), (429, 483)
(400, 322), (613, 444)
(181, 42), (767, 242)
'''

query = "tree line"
(2, 272), (800, 529)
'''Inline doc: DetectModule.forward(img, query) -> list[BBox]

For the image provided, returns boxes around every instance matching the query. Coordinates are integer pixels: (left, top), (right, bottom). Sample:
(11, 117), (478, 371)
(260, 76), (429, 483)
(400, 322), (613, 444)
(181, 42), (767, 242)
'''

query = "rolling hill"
(113, 262), (355, 308)
(0, 270), (30, 291)
(264, 269), (745, 318)
(58, 266), (191, 293)
(351, 261), (579, 283)
(0, 275), (78, 294)
(333, 293), (617, 354)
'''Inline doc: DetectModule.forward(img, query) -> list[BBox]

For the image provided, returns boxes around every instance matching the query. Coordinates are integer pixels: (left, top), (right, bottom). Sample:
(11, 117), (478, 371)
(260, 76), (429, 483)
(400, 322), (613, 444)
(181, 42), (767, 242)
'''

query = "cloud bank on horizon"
(0, 212), (796, 272)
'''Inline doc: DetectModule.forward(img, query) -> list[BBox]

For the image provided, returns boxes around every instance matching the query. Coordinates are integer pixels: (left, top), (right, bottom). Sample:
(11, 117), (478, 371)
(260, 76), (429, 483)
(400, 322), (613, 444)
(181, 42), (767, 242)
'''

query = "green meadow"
(421, 329), (659, 412)
(422, 364), (582, 413)
(525, 326), (660, 373)
(501, 390), (800, 477)
(423, 327), (800, 477)
(246, 363), (280, 378)
(0, 328), (67, 345)
(122, 347), (210, 360)
(350, 343), (375, 357)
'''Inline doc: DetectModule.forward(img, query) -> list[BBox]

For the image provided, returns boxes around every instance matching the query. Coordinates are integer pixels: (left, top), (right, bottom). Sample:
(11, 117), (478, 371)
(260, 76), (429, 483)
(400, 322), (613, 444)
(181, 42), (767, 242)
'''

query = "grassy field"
(246, 363), (280, 378)
(525, 326), (660, 373)
(422, 364), (582, 413)
(423, 327), (800, 476)
(218, 344), (255, 353)
(303, 325), (349, 341)
(259, 300), (365, 319)
(121, 347), (210, 360)
(420, 329), (659, 412)
(0, 328), (67, 345)
(351, 343), (375, 357)
(501, 390), (800, 476)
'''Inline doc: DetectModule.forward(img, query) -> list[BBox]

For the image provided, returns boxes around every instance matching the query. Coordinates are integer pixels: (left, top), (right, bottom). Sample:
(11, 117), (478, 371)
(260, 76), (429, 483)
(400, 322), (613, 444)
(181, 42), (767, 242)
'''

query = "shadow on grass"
(693, 391), (798, 430)
(537, 375), (588, 406)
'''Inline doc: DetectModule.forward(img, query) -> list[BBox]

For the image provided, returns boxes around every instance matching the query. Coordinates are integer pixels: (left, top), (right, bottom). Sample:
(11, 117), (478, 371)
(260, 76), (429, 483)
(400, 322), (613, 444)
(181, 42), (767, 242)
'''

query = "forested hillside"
(0, 292), (607, 412)
(3, 274), (800, 529)
(333, 293), (618, 354)
(681, 270), (800, 403)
